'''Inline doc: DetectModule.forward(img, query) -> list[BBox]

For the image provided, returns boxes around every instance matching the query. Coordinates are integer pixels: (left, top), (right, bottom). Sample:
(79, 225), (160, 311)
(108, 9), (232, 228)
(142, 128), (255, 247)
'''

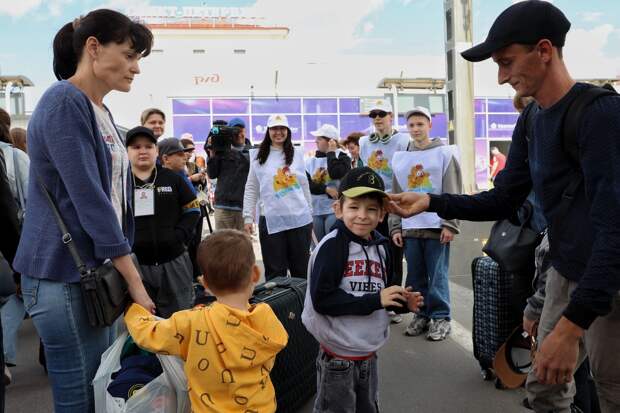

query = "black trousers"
(376, 219), (403, 286)
(258, 217), (312, 280)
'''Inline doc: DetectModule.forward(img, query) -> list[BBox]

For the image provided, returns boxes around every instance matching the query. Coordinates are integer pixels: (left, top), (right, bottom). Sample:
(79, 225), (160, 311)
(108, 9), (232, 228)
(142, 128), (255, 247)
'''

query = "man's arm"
(206, 151), (223, 179)
(428, 115), (532, 222)
(562, 97), (620, 329)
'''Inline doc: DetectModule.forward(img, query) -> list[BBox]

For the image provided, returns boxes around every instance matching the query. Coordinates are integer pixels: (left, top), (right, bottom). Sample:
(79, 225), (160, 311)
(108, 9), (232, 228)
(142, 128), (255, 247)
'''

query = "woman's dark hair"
(53, 9), (153, 80)
(0, 108), (11, 144)
(256, 127), (294, 165)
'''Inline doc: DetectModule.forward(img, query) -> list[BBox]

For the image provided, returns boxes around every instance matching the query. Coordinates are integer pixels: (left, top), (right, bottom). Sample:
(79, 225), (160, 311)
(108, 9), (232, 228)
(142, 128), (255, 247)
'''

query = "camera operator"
(206, 121), (250, 231)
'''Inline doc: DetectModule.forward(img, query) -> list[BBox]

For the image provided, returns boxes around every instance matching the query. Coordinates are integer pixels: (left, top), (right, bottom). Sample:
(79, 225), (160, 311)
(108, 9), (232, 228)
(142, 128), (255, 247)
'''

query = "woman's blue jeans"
(403, 237), (451, 320)
(21, 274), (116, 413)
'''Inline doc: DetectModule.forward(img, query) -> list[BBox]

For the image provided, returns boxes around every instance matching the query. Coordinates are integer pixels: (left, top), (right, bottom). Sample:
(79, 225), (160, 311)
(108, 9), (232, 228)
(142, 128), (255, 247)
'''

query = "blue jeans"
(313, 213), (337, 243)
(0, 294), (25, 365)
(403, 237), (451, 320)
(21, 275), (116, 413)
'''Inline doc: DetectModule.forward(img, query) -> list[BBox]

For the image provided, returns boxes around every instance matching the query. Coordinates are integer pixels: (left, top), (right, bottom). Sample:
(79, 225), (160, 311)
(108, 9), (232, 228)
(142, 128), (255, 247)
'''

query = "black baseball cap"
(125, 126), (156, 147)
(493, 325), (534, 389)
(157, 138), (192, 156)
(339, 167), (387, 198)
(461, 0), (571, 62)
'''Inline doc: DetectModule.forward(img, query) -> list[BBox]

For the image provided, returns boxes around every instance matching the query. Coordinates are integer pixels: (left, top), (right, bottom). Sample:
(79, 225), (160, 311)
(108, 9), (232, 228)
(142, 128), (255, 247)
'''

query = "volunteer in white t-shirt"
(305, 124), (351, 242)
(243, 114), (313, 279)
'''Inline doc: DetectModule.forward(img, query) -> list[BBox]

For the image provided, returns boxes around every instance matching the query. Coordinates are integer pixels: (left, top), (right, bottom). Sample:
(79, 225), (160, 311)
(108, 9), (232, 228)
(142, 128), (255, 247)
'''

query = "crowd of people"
(0, 1), (619, 413)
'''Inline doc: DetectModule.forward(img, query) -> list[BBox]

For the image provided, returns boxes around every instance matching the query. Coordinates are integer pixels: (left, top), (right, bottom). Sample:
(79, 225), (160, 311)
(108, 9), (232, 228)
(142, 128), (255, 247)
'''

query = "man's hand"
(325, 187), (339, 200)
(387, 193), (430, 218)
(523, 315), (538, 337)
(439, 227), (455, 244)
(403, 287), (424, 312)
(244, 223), (254, 235)
(380, 286), (406, 308)
(392, 232), (403, 247)
(327, 139), (338, 152)
(534, 317), (583, 385)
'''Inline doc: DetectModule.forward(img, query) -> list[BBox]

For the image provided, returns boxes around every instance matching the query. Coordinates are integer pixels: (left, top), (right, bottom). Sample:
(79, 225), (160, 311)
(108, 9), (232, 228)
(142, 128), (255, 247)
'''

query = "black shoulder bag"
(482, 200), (542, 273)
(38, 177), (136, 327)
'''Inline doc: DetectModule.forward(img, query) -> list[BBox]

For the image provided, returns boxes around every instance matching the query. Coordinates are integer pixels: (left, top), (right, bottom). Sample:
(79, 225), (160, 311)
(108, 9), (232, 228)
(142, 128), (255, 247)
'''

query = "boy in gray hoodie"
(302, 167), (423, 413)
(389, 107), (462, 341)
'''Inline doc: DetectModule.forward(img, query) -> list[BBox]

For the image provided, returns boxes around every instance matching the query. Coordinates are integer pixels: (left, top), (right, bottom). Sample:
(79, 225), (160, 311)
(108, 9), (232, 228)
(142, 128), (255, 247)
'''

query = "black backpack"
(523, 83), (618, 241)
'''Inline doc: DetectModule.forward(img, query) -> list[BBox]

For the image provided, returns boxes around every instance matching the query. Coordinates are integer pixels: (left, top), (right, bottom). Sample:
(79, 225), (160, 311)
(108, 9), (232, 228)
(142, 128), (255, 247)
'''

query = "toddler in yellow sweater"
(125, 229), (288, 412)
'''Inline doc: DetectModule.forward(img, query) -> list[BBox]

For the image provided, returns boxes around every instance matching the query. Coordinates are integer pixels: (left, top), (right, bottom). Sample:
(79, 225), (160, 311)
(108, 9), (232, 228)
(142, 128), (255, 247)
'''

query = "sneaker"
(389, 311), (403, 324)
(404, 314), (430, 336)
(427, 319), (451, 341)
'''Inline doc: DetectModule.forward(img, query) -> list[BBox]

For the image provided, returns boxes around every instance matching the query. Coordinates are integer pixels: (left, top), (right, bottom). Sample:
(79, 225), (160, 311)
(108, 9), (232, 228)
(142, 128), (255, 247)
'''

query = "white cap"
(267, 114), (289, 128)
(405, 106), (432, 122)
(310, 124), (339, 140)
(180, 133), (194, 142)
(369, 98), (393, 113)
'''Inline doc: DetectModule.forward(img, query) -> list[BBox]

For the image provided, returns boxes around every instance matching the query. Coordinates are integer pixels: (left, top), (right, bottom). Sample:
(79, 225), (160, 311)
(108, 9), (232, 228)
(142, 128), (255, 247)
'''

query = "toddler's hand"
(380, 285), (406, 308)
(403, 286), (424, 312)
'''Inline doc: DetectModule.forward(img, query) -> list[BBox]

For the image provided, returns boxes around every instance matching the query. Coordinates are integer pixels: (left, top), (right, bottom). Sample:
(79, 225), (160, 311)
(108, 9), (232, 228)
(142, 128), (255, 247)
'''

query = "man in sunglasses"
(359, 99), (411, 323)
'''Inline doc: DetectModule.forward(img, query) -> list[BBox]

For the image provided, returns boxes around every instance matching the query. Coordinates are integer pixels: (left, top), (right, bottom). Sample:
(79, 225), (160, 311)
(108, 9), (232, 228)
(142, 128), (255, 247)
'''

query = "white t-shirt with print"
(91, 103), (128, 227)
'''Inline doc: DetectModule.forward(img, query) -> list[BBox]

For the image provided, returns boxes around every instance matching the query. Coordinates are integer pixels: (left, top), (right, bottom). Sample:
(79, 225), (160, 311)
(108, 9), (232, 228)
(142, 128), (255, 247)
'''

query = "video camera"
(207, 120), (234, 152)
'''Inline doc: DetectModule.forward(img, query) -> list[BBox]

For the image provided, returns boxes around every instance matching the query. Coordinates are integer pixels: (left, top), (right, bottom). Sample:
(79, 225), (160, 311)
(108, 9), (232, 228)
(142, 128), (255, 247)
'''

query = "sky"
(1, 0), (620, 104)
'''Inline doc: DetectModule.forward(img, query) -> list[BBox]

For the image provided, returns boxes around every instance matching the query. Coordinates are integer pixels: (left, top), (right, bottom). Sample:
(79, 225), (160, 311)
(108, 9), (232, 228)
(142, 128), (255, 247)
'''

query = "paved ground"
(5, 218), (530, 412)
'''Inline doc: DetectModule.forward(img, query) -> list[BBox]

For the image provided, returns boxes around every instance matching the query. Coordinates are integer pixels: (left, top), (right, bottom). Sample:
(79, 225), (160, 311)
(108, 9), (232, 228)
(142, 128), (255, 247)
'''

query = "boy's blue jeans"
(313, 349), (379, 413)
(313, 213), (337, 243)
(21, 274), (116, 413)
(403, 237), (451, 320)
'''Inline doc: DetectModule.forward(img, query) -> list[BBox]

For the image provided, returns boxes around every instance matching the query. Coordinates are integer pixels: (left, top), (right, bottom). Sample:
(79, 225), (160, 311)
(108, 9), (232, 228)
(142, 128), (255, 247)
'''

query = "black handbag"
(38, 178), (133, 327)
(482, 201), (543, 273)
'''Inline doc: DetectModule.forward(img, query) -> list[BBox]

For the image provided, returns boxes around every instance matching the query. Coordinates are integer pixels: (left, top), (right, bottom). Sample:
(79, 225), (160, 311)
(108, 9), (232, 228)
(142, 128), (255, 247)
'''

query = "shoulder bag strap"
(36, 176), (89, 276)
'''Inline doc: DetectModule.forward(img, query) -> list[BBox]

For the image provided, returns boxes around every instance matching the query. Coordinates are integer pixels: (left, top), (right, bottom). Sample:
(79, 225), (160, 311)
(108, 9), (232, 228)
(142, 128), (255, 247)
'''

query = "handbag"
(482, 201), (543, 273)
(38, 177), (134, 327)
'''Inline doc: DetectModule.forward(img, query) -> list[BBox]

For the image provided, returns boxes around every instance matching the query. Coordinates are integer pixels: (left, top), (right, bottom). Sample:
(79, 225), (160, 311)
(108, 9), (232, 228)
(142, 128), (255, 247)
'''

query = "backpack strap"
(561, 84), (618, 168)
(552, 84), (618, 236)
(522, 101), (539, 144)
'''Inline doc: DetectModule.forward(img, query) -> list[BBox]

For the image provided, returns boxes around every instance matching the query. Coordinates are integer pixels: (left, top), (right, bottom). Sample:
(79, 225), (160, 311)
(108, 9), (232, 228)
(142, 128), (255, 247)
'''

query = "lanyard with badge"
(133, 169), (157, 217)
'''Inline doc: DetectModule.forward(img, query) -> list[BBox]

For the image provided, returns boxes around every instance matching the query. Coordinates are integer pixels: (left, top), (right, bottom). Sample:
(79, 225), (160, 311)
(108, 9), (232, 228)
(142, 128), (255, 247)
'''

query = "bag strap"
(522, 101), (539, 144)
(554, 85), (618, 223)
(561, 84), (617, 168)
(36, 176), (89, 276)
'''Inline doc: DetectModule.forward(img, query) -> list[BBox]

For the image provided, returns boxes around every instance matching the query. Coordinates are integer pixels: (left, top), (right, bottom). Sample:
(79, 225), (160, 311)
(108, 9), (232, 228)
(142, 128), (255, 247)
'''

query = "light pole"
(444, 0), (476, 193)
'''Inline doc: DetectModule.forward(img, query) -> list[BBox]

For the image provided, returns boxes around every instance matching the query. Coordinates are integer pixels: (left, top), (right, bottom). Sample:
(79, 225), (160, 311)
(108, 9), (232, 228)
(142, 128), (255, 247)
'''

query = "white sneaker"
(389, 311), (403, 324)
(427, 319), (451, 341)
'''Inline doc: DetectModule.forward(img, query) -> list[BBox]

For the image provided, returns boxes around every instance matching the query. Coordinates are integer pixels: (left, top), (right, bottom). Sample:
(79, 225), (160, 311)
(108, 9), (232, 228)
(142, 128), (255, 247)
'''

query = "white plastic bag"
(93, 332), (190, 413)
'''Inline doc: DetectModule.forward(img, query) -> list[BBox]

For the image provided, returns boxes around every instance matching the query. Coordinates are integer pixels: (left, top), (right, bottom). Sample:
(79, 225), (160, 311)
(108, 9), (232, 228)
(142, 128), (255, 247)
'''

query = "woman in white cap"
(305, 124), (351, 242)
(243, 114), (313, 279)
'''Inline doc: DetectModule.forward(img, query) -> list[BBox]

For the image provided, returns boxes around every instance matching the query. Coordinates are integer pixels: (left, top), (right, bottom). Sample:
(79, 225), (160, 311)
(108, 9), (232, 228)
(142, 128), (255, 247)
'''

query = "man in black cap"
(388, 1), (620, 412)
(127, 127), (200, 317)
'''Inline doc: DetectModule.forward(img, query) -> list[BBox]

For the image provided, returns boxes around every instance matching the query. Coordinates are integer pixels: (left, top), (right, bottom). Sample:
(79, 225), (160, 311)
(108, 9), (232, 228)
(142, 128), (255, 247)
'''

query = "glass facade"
(171, 94), (519, 189)
(171, 95), (452, 152)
